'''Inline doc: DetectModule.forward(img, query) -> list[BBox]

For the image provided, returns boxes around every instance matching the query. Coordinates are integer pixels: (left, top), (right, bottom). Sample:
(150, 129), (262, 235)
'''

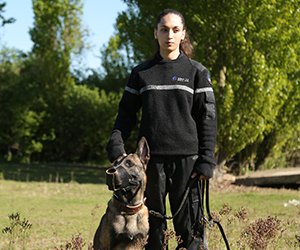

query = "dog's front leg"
(93, 214), (111, 250)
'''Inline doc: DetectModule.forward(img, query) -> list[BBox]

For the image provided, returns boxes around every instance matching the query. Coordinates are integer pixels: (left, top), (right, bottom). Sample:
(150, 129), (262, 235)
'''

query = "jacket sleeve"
(106, 70), (142, 162)
(192, 68), (217, 178)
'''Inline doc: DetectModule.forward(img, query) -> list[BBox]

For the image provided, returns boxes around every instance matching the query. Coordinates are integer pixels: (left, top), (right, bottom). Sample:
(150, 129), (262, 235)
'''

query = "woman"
(106, 8), (217, 249)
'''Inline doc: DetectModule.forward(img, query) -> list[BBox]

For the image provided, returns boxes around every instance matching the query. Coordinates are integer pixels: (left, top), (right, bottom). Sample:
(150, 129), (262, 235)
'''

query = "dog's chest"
(112, 209), (149, 236)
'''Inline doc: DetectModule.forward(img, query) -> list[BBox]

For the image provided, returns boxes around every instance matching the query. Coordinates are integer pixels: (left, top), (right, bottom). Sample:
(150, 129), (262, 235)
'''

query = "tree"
(0, 2), (15, 27)
(0, 49), (26, 160)
(103, 0), (300, 172)
(23, 0), (121, 163)
(99, 35), (133, 91)
(0, 0), (124, 163)
(29, 0), (84, 90)
(7, 0), (86, 162)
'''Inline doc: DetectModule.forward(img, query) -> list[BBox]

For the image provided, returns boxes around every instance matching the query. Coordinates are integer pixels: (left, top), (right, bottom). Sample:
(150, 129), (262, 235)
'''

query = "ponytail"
(180, 31), (194, 58)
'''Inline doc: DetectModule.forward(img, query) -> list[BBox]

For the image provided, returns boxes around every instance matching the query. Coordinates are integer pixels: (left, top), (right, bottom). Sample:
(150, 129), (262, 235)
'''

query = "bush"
(34, 84), (122, 163)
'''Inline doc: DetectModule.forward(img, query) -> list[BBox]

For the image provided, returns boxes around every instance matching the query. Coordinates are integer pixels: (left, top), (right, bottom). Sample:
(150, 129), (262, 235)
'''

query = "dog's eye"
(124, 160), (133, 168)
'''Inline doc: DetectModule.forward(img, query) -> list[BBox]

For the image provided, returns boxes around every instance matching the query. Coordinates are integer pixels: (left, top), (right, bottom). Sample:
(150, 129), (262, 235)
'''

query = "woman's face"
(155, 13), (186, 55)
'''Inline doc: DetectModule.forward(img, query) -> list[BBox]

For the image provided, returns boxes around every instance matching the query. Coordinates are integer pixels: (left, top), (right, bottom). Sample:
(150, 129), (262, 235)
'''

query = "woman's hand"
(191, 171), (210, 180)
(113, 153), (127, 165)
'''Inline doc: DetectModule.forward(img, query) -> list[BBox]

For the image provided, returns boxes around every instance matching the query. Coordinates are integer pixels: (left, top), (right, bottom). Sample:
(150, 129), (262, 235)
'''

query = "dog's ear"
(136, 137), (150, 167)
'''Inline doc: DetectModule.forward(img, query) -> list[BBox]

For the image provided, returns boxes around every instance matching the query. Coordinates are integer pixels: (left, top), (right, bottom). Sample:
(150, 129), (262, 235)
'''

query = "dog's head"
(105, 137), (150, 203)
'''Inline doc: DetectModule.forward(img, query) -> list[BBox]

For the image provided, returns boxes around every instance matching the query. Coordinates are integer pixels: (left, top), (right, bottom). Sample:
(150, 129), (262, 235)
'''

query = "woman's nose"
(168, 30), (174, 38)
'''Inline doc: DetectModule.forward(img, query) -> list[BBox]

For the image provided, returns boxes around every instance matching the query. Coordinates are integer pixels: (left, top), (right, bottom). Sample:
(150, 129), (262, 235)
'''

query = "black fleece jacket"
(106, 52), (217, 178)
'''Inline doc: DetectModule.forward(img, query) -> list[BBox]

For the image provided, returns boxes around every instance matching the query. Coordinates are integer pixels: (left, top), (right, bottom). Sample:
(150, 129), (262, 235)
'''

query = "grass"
(0, 180), (108, 249)
(0, 163), (299, 249)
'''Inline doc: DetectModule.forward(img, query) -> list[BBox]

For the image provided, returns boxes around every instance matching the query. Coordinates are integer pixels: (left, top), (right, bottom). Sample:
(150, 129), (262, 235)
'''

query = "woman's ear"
(154, 29), (157, 39)
(181, 29), (186, 41)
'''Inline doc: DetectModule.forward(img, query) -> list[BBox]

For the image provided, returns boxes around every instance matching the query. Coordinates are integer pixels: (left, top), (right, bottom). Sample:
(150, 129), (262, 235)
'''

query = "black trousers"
(145, 155), (205, 250)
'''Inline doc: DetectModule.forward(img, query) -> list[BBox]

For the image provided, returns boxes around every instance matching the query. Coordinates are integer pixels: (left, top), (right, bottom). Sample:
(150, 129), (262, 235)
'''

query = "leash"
(149, 177), (197, 220)
(203, 179), (231, 250)
(149, 177), (230, 250)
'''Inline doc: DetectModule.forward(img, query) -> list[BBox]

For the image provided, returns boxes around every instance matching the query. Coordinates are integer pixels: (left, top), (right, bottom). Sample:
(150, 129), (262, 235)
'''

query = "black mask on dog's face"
(106, 156), (140, 192)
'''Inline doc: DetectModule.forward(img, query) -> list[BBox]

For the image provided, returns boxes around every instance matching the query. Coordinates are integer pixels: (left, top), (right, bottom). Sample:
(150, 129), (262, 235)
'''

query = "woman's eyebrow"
(159, 24), (182, 29)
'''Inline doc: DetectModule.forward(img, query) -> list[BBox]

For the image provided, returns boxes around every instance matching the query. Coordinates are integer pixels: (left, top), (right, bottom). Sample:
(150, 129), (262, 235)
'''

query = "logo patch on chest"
(171, 75), (190, 83)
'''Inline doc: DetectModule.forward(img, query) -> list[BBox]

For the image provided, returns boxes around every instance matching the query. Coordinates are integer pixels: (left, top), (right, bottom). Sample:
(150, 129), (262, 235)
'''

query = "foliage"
(99, 35), (133, 91)
(0, 49), (21, 155)
(30, 0), (84, 74)
(28, 0), (84, 101)
(36, 85), (121, 163)
(0, 0), (122, 163)
(0, 48), (43, 163)
(0, 2), (15, 27)
(0, 64), (121, 163)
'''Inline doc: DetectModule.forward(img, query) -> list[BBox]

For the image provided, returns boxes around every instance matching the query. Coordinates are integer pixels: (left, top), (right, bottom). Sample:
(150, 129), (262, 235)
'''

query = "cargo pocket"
(204, 91), (216, 120)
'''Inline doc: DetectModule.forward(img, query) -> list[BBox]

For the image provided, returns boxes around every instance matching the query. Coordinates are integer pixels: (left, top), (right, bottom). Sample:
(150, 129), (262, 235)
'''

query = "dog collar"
(113, 197), (146, 215)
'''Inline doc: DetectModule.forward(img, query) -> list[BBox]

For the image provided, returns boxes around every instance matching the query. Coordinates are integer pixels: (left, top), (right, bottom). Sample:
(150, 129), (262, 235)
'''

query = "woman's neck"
(160, 49), (180, 61)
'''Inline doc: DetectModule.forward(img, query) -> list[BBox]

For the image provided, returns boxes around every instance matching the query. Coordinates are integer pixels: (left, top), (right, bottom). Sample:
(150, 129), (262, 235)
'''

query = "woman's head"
(154, 9), (193, 58)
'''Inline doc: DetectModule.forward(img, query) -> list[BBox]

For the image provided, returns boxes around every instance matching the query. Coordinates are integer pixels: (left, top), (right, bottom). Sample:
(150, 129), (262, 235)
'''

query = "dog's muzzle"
(106, 164), (140, 192)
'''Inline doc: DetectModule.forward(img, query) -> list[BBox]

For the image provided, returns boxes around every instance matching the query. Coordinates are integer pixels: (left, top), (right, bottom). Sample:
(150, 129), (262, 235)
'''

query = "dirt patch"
(210, 179), (299, 194)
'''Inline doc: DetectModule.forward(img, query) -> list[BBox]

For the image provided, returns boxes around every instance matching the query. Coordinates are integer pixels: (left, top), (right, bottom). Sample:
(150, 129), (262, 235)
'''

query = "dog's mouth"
(106, 166), (140, 192)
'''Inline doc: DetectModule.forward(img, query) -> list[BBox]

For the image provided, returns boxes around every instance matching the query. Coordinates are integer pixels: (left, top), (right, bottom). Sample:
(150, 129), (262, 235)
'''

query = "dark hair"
(156, 8), (194, 58)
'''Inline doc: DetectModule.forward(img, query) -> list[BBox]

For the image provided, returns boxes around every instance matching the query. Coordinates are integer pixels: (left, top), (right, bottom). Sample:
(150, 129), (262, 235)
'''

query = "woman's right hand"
(191, 171), (210, 180)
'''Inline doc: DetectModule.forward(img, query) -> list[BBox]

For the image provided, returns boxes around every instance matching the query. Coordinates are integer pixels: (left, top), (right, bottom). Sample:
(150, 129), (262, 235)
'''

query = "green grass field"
(0, 164), (299, 249)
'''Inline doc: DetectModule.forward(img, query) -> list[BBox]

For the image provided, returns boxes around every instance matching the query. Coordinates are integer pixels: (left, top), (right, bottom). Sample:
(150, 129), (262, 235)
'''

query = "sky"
(0, 0), (127, 71)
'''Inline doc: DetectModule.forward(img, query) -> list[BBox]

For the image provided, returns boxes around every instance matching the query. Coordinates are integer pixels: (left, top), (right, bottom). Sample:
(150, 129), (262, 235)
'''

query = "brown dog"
(93, 137), (150, 250)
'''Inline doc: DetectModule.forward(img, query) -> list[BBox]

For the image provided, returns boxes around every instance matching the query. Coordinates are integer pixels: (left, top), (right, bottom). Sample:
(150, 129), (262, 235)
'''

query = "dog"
(93, 137), (150, 250)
